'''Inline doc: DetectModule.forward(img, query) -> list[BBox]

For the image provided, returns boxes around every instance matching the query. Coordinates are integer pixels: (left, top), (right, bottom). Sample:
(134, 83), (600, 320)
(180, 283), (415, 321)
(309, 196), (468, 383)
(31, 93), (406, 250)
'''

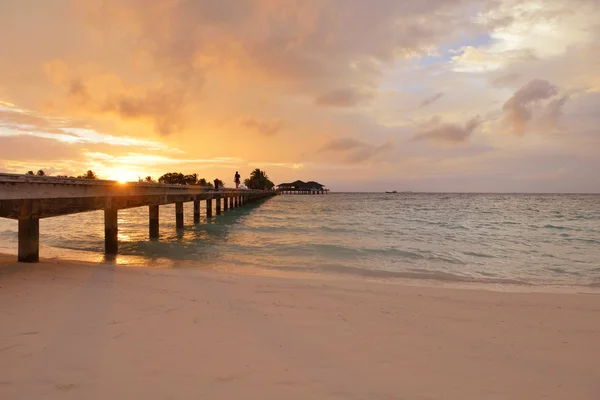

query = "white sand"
(1, 256), (599, 399)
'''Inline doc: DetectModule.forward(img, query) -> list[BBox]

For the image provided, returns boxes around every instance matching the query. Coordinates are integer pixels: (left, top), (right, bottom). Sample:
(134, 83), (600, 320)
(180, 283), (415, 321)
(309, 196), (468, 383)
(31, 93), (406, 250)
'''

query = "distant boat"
(385, 191), (397, 194)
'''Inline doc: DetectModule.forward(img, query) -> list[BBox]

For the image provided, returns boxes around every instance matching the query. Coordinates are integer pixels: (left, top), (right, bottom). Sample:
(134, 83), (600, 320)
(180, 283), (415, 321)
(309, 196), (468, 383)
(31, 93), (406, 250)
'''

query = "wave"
(546, 267), (582, 276)
(567, 238), (600, 245)
(265, 262), (531, 285)
(543, 224), (573, 230)
(0, 230), (17, 241)
(572, 215), (596, 220)
(463, 251), (496, 258)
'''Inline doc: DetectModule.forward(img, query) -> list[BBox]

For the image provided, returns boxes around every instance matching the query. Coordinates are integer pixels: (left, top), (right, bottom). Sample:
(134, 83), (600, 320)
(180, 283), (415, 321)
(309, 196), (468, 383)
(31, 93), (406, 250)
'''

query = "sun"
(106, 169), (139, 184)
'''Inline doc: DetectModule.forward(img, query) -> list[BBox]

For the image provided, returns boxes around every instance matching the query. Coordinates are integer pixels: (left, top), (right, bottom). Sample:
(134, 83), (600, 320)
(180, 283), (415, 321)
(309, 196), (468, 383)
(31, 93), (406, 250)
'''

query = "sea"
(1, 193), (599, 290)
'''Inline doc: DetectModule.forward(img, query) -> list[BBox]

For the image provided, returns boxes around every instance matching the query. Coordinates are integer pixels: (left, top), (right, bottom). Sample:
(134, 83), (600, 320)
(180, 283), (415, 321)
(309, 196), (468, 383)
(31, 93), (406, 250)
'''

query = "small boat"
(385, 191), (397, 194)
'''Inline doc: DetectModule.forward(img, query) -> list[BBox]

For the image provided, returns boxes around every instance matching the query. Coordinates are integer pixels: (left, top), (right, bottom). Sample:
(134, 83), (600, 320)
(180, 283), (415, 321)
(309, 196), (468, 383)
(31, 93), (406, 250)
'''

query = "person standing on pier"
(234, 171), (241, 189)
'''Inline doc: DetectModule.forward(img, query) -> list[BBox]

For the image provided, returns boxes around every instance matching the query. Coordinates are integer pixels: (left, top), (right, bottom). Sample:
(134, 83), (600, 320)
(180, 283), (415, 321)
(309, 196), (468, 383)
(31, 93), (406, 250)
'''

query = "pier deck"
(0, 173), (276, 262)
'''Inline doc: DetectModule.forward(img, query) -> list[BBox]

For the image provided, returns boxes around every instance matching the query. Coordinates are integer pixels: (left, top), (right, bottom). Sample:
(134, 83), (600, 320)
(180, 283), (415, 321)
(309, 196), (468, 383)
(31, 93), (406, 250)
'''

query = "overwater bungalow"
(277, 180), (329, 194)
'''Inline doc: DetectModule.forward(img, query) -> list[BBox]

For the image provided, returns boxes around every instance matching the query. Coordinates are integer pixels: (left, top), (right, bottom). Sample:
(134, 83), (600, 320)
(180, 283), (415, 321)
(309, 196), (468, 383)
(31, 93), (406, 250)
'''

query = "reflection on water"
(0, 194), (599, 286)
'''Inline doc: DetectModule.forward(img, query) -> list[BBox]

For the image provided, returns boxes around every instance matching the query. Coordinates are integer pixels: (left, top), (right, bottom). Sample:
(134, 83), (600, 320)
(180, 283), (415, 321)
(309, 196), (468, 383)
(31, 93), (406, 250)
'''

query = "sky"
(0, 0), (599, 192)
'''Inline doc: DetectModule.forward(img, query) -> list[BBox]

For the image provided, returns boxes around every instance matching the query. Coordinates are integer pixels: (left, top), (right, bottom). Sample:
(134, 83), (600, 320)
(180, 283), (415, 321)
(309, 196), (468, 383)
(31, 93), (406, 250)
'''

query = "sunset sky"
(1, 0), (598, 192)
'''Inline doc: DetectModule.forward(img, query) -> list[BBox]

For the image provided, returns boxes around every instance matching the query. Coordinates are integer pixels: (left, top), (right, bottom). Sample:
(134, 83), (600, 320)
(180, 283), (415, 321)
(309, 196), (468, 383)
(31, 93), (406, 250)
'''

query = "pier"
(0, 173), (276, 263)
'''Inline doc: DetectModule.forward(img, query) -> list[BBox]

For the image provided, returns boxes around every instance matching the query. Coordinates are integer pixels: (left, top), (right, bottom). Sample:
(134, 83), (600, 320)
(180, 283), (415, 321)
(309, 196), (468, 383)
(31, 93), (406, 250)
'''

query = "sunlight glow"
(105, 168), (140, 183)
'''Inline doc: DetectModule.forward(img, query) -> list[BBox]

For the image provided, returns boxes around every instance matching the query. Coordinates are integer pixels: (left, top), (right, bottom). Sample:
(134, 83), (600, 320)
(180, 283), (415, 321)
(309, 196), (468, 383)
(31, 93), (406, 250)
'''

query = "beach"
(1, 255), (599, 399)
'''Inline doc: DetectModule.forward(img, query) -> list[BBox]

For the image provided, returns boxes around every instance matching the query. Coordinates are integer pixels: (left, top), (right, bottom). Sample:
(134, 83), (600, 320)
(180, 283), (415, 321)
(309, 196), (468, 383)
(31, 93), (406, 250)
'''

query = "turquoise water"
(1, 193), (599, 287)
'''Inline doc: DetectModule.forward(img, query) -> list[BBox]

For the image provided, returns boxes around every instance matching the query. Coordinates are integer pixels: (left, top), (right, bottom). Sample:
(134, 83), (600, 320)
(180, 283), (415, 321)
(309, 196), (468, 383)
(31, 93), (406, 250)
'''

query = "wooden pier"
(0, 173), (276, 262)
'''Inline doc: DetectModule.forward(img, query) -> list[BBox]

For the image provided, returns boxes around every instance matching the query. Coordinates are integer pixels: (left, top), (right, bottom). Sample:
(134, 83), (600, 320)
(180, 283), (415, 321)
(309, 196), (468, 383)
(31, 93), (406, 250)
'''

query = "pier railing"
(0, 173), (276, 262)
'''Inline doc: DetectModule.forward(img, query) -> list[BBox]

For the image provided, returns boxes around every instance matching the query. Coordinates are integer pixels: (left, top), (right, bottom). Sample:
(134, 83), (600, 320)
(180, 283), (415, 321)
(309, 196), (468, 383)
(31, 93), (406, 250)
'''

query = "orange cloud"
(241, 116), (284, 136)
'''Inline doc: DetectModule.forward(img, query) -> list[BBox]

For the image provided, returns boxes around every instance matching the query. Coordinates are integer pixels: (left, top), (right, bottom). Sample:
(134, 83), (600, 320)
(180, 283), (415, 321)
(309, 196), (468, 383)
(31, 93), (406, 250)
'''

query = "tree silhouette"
(158, 172), (185, 184)
(244, 168), (274, 190)
(183, 173), (198, 185)
(36, 170), (45, 176)
(157, 172), (206, 185)
(26, 171), (34, 175)
(214, 178), (224, 189)
(144, 176), (154, 183)
(198, 178), (213, 187)
(77, 170), (98, 179)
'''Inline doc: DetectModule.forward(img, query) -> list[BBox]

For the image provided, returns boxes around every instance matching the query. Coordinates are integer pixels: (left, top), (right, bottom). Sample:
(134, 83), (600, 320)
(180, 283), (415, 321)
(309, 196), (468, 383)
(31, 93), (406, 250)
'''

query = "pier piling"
(175, 202), (184, 229)
(193, 200), (200, 223)
(18, 217), (39, 262)
(216, 197), (222, 215)
(149, 205), (159, 239)
(104, 208), (118, 255)
(206, 199), (213, 218)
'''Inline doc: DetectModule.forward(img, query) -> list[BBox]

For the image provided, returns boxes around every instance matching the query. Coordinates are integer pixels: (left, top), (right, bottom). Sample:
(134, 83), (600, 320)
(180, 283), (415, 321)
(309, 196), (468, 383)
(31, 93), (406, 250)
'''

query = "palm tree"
(244, 168), (274, 190)
(144, 176), (154, 183)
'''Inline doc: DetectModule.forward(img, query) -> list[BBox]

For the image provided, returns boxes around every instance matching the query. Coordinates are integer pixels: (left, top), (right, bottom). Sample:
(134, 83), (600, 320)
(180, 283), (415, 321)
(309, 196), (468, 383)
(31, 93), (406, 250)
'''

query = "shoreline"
(2, 255), (600, 399)
(1, 251), (598, 295)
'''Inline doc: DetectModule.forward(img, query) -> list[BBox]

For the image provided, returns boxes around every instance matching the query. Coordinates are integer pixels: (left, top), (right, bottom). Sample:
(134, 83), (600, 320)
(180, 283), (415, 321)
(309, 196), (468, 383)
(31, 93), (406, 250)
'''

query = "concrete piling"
(175, 202), (184, 229)
(193, 200), (200, 223)
(18, 217), (39, 262)
(104, 207), (118, 255)
(149, 205), (159, 239)
(206, 198), (213, 218)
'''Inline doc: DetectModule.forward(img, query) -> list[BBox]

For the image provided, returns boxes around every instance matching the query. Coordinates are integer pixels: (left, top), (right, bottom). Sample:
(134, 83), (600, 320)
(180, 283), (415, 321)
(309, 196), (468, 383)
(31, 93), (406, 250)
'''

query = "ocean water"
(0, 193), (599, 288)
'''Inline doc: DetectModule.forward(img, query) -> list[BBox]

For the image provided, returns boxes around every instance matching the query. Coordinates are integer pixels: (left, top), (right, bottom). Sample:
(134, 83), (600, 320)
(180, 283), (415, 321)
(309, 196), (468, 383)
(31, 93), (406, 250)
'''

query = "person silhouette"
(234, 171), (241, 189)
(213, 178), (219, 190)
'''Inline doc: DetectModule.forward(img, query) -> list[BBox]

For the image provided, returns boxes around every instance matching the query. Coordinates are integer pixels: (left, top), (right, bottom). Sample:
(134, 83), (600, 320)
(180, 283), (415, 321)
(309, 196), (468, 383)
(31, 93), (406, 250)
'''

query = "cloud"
(0, 108), (72, 136)
(417, 92), (444, 109)
(45, 72), (200, 136)
(0, 102), (174, 149)
(241, 116), (284, 136)
(319, 137), (393, 163)
(320, 138), (367, 152)
(2, 0), (600, 192)
(539, 94), (570, 130)
(68, 78), (91, 105)
(0, 135), (83, 163)
(491, 72), (521, 88)
(101, 84), (193, 136)
(55, 74), (194, 136)
(502, 79), (562, 134)
(68, 0), (477, 106)
(414, 115), (482, 143)
(314, 87), (372, 108)
(451, 45), (536, 72)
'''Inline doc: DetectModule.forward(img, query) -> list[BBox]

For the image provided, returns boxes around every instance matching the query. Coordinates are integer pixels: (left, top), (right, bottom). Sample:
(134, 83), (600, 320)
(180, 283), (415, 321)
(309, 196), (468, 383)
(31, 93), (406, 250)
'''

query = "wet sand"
(1, 255), (599, 399)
